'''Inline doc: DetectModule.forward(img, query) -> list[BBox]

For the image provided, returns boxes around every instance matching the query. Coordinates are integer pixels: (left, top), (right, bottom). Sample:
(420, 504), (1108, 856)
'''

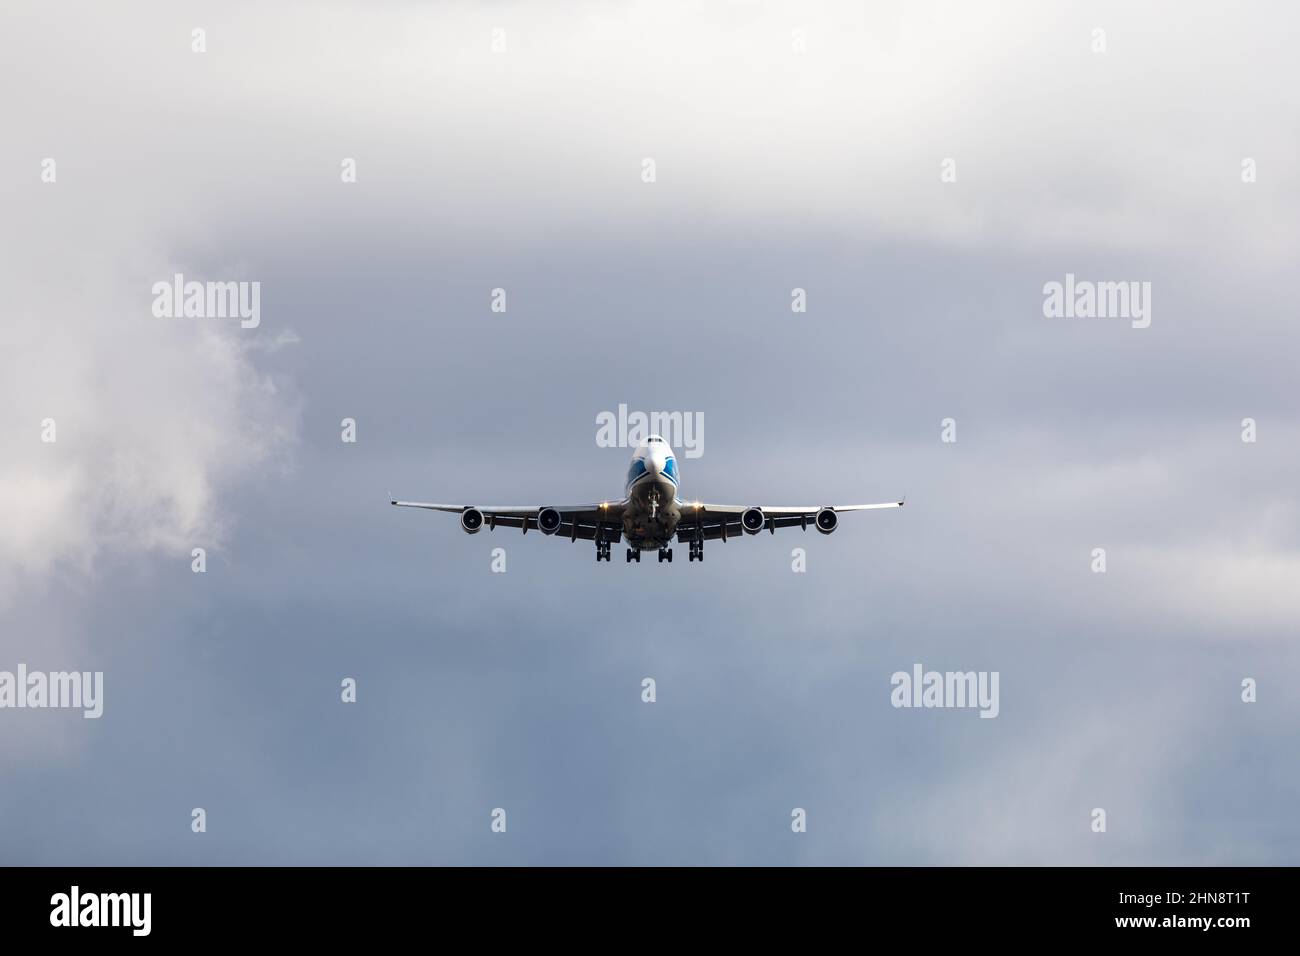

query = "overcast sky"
(2, 0), (1298, 864)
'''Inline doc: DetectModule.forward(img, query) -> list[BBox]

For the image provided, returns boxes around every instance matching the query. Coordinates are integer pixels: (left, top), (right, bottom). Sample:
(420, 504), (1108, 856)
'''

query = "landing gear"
(626, 548), (641, 563)
(688, 541), (704, 562)
(595, 540), (611, 562)
(658, 548), (673, 563)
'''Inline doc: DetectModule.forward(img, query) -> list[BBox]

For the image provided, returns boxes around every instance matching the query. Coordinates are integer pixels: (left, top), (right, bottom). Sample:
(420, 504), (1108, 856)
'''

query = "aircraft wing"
(673, 500), (903, 542)
(390, 498), (626, 541)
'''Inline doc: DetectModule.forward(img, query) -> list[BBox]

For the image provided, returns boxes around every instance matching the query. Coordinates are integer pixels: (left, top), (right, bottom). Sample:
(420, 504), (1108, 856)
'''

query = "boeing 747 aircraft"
(391, 435), (903, 563)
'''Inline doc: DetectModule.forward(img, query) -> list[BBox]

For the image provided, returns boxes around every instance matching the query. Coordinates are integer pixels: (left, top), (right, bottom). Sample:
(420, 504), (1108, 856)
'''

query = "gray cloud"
(1, 0), (1297, 864)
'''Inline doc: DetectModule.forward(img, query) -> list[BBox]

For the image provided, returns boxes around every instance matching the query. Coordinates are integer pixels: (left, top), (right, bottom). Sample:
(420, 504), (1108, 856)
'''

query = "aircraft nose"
(645, 447), (666, 475)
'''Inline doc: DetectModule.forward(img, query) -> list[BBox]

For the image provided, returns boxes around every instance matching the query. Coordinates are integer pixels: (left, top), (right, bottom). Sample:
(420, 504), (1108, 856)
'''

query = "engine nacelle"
(815, 507), (838, 535)
(537, 507), (562, 535)
(741, 507), (765, 535)
(460, 507), (485, 534)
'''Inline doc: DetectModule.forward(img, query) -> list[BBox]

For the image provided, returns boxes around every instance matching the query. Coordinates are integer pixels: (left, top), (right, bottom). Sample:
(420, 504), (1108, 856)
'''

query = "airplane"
(391, 435), (903, 563)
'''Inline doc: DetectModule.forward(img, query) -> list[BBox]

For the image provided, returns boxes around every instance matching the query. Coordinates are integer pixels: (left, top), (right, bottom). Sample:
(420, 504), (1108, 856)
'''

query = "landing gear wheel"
(626, 548), (641, 563)
(688, 541), (703, 562)
(658, 548), (673, 563)
(596, 540), (611, 562)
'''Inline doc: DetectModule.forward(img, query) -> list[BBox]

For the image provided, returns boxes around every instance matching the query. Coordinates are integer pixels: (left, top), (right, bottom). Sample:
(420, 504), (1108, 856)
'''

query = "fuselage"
(622, 435), (680, 549)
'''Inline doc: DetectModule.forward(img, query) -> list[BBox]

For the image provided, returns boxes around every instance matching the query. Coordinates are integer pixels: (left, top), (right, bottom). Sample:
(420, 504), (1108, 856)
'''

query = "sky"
(1, 0), (1298, 865)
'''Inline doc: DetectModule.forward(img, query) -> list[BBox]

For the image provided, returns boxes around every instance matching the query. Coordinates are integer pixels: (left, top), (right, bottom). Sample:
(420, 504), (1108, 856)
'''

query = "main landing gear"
(605, 540), (675, 564)
(688, 540), (704, 562)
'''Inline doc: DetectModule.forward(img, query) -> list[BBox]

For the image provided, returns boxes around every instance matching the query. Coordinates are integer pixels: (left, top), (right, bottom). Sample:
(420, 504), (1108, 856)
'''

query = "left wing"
(673, 500), (903, 542)
(390, 499), (626, 541)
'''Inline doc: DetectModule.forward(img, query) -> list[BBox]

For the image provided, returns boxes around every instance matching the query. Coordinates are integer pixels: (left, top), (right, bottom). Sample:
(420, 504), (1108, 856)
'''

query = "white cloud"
(3, 0), (1294, 264)
(0, 260), (298, 604)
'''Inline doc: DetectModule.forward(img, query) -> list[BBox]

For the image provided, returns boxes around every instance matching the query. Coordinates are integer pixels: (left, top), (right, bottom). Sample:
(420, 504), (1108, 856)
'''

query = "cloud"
(0, 0), (1296, 863)
(0, 259), (298, 604)
(5, 0), (1295, 263)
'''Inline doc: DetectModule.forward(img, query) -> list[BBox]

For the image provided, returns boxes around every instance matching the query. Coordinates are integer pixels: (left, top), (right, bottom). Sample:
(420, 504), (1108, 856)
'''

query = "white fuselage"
(622, 436), (680, 549)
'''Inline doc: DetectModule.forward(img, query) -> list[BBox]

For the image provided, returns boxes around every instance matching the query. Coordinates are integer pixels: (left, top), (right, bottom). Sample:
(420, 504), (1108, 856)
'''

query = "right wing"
(390, 499), (626, 541)
(674, 500), (903, 542)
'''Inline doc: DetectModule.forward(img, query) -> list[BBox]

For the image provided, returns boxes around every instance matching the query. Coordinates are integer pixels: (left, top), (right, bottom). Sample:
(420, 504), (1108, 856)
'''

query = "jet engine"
(460, 507), (485, 534)
(815, 507), (838, 535)
(537, 507), (562, 535)
(741, 507), (765, 535)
